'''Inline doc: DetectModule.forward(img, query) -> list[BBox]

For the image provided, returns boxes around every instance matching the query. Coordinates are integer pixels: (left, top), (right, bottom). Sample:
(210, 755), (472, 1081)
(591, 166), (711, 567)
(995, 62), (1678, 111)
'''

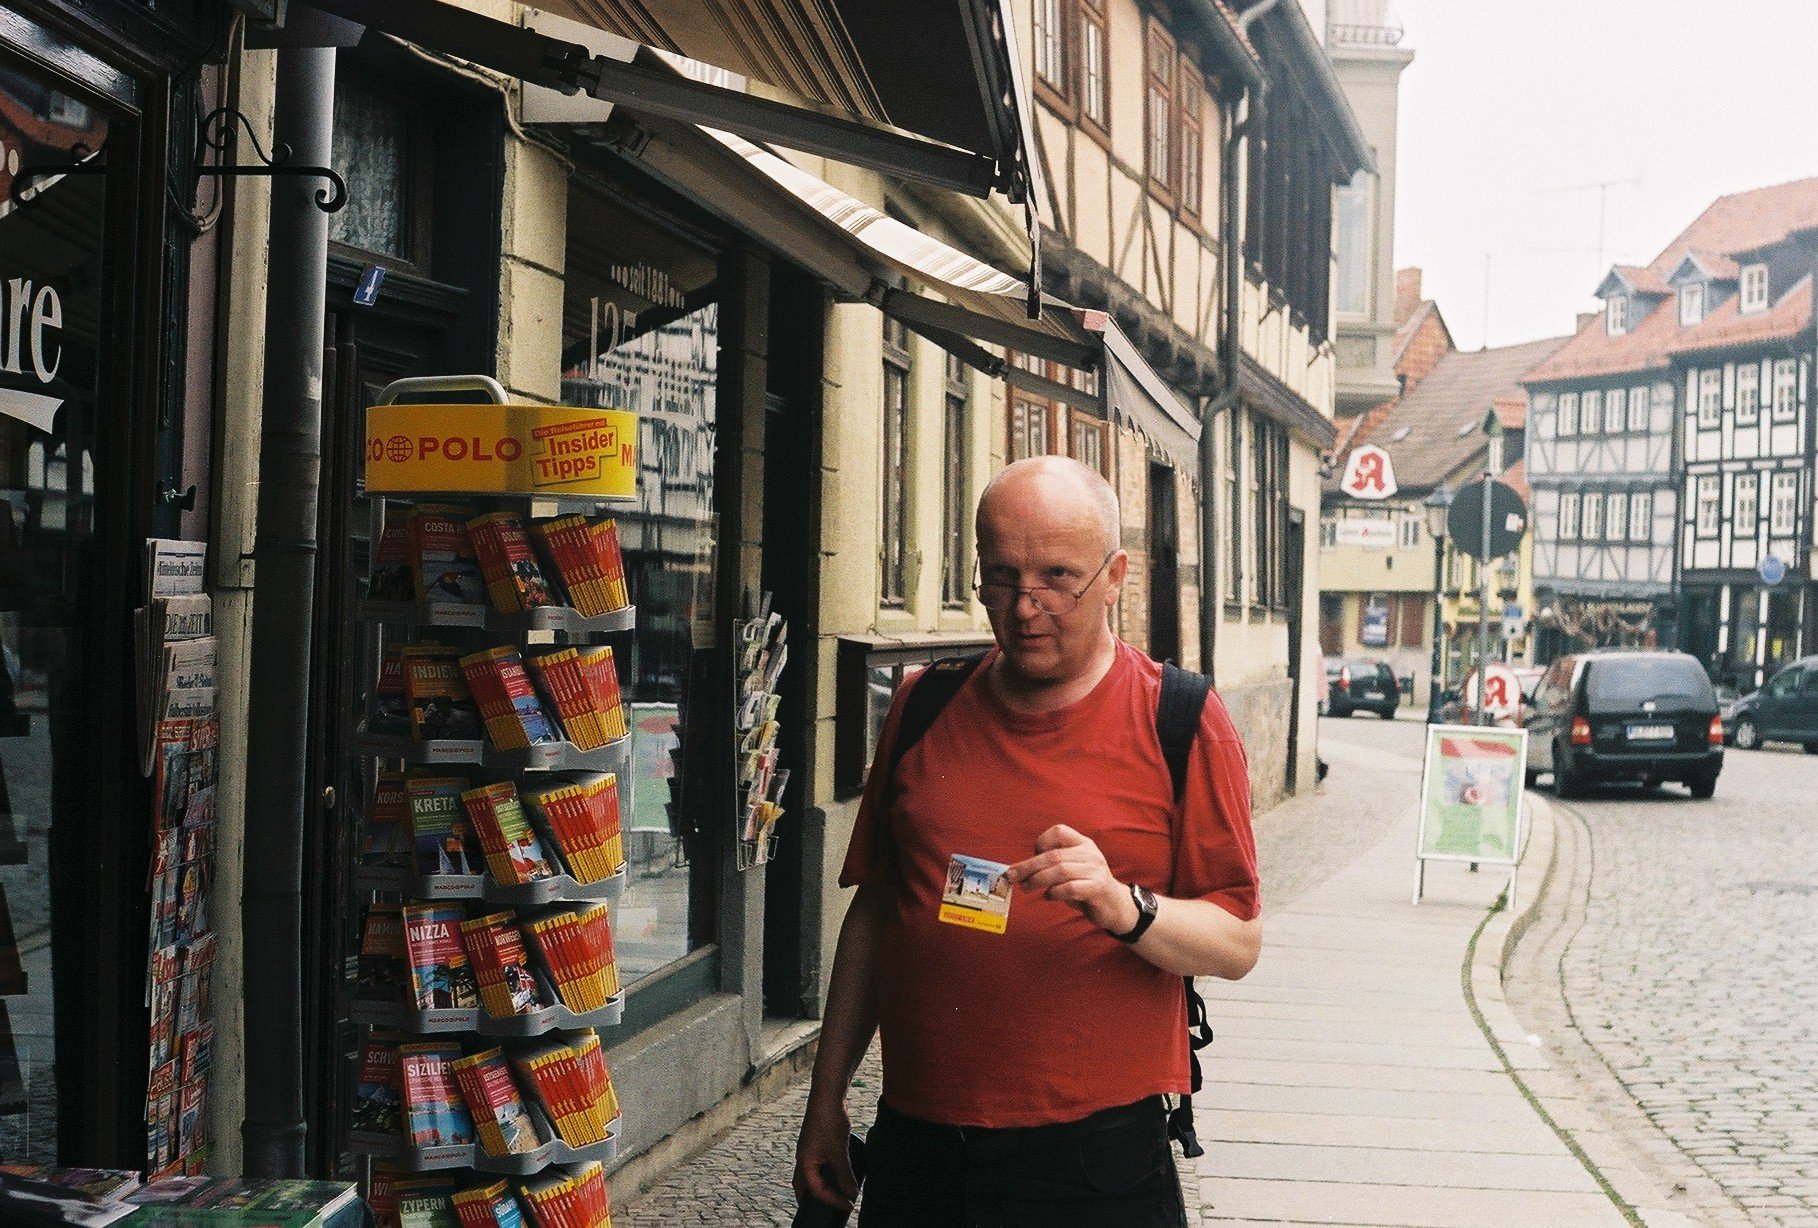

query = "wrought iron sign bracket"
(192, 107), (345, 213)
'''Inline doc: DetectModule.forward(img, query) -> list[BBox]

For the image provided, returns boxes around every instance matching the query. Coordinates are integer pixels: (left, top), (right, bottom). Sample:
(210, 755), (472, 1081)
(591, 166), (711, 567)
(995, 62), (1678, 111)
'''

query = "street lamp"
(1424, 486), (1453, 723)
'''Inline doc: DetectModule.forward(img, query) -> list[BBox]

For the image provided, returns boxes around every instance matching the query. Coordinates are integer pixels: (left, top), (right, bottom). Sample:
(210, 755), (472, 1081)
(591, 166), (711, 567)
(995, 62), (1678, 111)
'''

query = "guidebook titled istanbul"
(939, 854), (1013, 934)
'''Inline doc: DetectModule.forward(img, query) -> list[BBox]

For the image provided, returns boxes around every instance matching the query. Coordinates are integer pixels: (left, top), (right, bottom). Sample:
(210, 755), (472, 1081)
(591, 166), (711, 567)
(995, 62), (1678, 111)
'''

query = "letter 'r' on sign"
(1340, 444), (1398, 500)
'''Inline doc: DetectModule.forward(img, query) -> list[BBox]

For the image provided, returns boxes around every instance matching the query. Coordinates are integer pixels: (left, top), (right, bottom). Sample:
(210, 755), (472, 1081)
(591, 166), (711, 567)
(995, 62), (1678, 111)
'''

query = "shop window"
(881, 317), (912, 606)
(1736, 362), (1760, 426)
(328, 76), (430, 269)
(0, 52), (117, 1164)
(560, 180), (723, 989)
(1772, 359), (1798, 421)
(1145, 22), (1175, 198)
(1735, 472), (1758, 535)
(942, 354), (970, 609)
(1079, 0), (1109, 131)
(1770, 471), (1798, 536)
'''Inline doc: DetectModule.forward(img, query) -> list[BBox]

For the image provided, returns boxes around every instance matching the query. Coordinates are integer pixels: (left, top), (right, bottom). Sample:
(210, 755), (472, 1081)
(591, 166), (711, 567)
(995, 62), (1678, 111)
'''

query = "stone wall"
(1219, 675), (1296, 814)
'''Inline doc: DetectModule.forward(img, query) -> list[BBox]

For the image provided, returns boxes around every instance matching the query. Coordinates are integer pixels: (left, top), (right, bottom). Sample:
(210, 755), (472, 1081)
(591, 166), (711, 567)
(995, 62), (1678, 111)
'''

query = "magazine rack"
(347, 375), (636, 1194)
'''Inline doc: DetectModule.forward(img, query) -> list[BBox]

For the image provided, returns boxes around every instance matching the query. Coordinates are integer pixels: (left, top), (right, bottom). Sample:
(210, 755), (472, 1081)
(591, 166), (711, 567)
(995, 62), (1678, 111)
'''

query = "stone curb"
(1469, 792), (1713, 1228)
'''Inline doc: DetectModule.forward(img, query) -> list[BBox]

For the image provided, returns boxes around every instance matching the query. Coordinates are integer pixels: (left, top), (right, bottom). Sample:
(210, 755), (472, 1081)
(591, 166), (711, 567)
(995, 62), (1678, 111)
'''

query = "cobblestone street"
(1507, 738), (1818, 1226)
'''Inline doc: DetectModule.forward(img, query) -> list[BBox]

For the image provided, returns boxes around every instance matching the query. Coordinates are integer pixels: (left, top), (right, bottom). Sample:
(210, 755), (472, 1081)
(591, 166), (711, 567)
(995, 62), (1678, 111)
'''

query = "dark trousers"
(856, 1096), (1188, 1228)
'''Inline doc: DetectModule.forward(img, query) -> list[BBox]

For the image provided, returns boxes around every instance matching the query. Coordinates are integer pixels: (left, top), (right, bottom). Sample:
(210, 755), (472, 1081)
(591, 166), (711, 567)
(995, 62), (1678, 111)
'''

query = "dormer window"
(1740, 263), (1769, 314)
(1679, 282), (1705, 326)
(1606, 295), (1628, 335)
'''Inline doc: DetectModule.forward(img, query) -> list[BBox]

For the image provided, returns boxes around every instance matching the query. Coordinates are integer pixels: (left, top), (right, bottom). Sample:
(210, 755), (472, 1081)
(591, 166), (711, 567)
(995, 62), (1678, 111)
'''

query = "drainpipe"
(241, 43), (336, 1178)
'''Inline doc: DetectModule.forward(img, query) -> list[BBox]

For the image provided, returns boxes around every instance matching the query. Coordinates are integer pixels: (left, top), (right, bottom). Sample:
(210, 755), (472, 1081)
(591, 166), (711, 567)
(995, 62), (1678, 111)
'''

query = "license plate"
(1627, 724), (1675, 741)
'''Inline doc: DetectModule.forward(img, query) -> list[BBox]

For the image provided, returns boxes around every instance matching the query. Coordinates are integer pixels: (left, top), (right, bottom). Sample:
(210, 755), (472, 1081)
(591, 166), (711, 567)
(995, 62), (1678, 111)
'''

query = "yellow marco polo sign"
(364, 402), (638, 499)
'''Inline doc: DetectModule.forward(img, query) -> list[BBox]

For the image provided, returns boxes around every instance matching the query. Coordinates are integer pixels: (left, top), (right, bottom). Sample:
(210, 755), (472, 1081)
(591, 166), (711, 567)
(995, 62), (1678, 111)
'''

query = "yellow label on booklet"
(938, 853), (1012, 935)
(365, 403), (637, 498)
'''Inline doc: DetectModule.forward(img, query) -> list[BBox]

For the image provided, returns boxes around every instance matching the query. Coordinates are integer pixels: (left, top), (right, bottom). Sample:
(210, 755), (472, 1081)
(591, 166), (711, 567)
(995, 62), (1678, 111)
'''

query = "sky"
(1391, 0), (1818, 351)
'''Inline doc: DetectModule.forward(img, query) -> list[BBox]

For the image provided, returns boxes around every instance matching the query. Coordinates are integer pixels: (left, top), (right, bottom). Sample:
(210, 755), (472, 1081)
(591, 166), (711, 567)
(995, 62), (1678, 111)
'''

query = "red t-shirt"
(840, 640), (1259, 1128)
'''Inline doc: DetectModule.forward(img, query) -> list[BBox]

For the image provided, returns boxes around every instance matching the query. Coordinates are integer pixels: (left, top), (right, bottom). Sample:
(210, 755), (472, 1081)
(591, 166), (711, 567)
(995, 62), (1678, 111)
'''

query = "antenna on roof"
(1547, 175), (1644, 279)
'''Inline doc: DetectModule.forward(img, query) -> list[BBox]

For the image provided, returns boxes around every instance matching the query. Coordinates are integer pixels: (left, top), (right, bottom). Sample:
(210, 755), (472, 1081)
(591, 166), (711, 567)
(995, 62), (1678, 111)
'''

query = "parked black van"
(1523, 650), (1724, 799)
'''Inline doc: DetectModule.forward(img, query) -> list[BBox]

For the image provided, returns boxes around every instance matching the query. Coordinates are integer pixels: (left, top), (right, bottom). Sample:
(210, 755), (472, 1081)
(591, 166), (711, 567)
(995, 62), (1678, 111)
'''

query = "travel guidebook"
(459, 913), (544, 1019)
(394, 1174), (461, 1228)
(460, 782), (557, 886)
(411, 505), (487, 607)
(123, 1176), (359, 1226)
(400, 1042), (476, 1150)
(450, 1048), (543, 1156)
(403, 902), (479, 1011)
(467, 511), (558, 614)
(353, 1032), (404, 1135)
(460, 647), (560, 751)
(357, 903), (408, 1000)
(939, 853), (1013, 934)
(401, 647), (484, 743)
(408, 776), (478, 877)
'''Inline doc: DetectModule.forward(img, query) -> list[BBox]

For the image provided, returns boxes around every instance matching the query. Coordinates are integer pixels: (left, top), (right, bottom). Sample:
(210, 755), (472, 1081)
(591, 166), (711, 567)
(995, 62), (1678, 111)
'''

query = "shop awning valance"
(304, 0), (1040, 210)
(630, 121), (1199, 474)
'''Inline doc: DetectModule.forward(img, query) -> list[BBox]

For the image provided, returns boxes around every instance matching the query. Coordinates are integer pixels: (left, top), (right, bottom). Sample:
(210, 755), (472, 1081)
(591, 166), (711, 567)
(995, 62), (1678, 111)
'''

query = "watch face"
(1134, 884), (1158, 915)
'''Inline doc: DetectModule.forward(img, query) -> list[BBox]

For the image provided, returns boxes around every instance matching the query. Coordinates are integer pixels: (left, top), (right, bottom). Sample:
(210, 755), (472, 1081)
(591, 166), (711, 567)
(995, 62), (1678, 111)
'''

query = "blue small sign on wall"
(353, 265), (386, 308)
(1758, 554), (1787, 586)
(1361, 602), (1389, 648)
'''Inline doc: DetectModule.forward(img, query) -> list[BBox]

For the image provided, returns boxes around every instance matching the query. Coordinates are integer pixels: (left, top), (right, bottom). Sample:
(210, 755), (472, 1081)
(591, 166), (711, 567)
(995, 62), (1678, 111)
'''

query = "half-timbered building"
(1021, 0), (1370, 803)
(1524, 178), (1818, 663)
(1672, 228), (1816, 691)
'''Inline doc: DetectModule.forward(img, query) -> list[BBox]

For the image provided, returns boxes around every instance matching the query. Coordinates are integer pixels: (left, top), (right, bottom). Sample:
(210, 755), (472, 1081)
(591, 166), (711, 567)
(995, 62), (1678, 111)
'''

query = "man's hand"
(1008, 824), (1140, 935)
(794, 1094), (858, 1212)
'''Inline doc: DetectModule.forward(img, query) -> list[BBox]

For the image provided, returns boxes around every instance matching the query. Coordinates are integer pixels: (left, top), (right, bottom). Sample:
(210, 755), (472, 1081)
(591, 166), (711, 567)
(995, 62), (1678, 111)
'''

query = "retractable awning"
(627, 120), (1199, 475)
(303, 0), (1041, 213)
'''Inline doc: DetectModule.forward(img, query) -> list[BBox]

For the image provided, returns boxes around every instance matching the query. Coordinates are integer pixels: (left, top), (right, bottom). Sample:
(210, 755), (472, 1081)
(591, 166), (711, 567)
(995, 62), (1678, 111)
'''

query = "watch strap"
(1111, 882), (1157, 944)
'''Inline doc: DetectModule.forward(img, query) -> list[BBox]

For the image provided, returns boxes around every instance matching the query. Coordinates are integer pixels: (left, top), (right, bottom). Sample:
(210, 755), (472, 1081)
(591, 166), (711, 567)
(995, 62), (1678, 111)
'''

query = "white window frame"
(1582, 490), (1605, 541)
(1627, 384), (1649, 432)
(1558, 491), (1581, 540)
(1698, 369), (1722, 428)
(1604, 387), (1626, 433)
(1606, 491), (1628, 542)
(1770, 471), (1798, 536)
(1736, 361), (1760, 426)
(1735, 471), (1759, 535)
(1582, 389), (1603, 436)
(1399, 514), (1422, 548)
(1557, 391), (1579, 437)
(1740, 263), (1769, 314)
(1606, 295), (1628, 335)
(1772, 359), (1798, 421)
(1034, 0), (1067, 94)
(1696, 474), (1720, 537)
(1680, 281), (1705, 326)
(1628, 490), (1652, 541)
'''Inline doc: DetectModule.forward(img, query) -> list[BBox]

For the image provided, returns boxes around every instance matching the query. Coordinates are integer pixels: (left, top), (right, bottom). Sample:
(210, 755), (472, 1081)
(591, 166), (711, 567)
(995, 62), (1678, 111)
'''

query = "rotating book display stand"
(348, 376), (633, 1183)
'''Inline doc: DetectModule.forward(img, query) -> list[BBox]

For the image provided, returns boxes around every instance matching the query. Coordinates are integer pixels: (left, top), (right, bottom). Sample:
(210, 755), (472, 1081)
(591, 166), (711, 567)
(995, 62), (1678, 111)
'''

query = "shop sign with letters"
(364, 403), (638, 499)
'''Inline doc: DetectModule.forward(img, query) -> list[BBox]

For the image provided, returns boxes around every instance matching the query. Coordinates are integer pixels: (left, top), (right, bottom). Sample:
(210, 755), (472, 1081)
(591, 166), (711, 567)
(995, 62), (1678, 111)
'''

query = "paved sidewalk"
(617, 731), (1640, 1227)
(1190, 734), (1630, 1227)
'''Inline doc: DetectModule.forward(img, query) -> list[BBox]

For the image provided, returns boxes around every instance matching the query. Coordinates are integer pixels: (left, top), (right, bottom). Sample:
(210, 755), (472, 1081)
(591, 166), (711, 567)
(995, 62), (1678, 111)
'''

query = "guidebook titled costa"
(411, 506), (487, 607)
(402, 903), (478, 1011)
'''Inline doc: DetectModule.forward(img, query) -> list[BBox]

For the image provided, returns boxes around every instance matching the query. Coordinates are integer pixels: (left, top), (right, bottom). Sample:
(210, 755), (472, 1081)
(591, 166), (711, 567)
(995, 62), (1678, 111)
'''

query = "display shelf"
(356, 600), (635, 639)
(353, 862), (627, 906)
(347, 1120), (621, 1175)
(352, 732), (628, 774)
(349, 994), (623, 1036)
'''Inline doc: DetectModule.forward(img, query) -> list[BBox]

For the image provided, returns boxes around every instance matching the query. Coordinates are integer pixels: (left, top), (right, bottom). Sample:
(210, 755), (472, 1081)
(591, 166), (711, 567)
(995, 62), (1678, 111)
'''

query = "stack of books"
(467, 512), (559, 614)
(509, 1034), (620, 1148)
(460, 648), (561, 750)
(519, 774), (625, 885)
(402, 1162), (609, 1228)
(521, 905), (619, 1014)
(450, 1048), (543, 1157)
(530, 517), (630, 617)
(410, 506), (489, 608)
(368, 642), (627, 755)
(458, 913), (544, 1019)
(460, 782), (558, 886)
(518, 1162), (612, 1228)
(398, 1041), (476, 1150)
(526, 648), (627, 750)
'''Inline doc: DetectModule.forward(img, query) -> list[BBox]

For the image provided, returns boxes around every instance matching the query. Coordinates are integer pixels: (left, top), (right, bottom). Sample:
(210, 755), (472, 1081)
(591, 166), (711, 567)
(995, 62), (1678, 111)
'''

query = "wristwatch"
(1110, 882), (1159, 944)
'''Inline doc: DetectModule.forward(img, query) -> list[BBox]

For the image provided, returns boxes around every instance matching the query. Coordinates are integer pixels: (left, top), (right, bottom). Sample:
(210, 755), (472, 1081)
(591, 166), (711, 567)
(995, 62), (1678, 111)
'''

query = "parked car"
(1323, 658), (1399, 719)
(1436, 666), (1544, 727)
(1724, 655), (1818, 752)
(1523, 649), (1724, 799)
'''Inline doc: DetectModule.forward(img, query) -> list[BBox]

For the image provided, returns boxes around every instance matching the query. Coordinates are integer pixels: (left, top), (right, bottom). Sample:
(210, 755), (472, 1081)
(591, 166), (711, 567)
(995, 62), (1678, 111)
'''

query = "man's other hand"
(1009, 824), (1141, 935)
(794, 1095), (858, 1212)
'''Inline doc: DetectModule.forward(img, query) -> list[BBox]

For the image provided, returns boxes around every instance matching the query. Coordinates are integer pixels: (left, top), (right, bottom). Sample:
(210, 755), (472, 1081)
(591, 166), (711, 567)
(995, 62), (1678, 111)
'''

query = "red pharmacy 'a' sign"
(1340, 444), (1397, 499)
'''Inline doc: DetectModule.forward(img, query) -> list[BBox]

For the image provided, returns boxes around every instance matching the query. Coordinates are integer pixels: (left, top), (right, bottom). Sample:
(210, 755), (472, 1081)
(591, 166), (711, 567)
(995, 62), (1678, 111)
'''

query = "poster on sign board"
(1413, 724), (1528, 907)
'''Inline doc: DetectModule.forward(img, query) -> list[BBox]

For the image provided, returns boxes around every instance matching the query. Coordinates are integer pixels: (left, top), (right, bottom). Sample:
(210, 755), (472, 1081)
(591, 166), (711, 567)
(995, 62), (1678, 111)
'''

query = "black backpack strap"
(1157, 662), (1215, 1159)
(884, 653), (986, 788)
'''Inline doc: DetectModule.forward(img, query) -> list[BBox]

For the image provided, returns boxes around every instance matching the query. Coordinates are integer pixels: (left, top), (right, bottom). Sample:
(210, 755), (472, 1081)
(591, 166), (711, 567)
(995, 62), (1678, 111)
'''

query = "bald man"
(795, 458), (1260, 1228)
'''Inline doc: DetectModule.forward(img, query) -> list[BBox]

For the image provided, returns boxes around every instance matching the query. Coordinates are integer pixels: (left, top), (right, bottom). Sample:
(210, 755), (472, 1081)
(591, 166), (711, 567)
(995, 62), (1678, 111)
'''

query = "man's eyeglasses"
(973, 551), (1116, 615)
